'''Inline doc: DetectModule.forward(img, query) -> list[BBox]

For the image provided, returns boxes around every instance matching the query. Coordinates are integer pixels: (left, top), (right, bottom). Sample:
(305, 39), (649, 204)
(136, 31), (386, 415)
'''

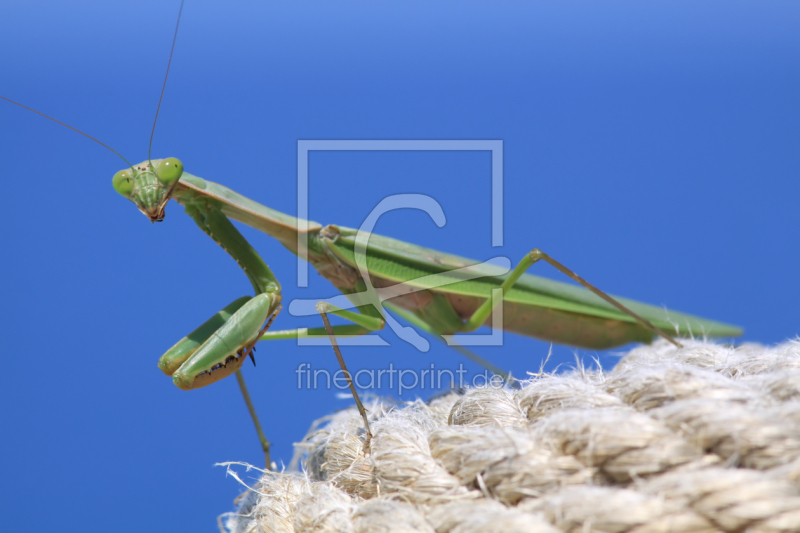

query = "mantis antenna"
(148, 0), (185, 164)
(0, 95), (133, 168)
(2, 0), (185, 169)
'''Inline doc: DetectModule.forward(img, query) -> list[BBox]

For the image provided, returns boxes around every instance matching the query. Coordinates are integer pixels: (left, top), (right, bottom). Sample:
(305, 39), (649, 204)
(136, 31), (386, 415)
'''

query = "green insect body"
(106, 155), (746, 469)
(311, 226), (742, 349)
(112, 158), (742, 394)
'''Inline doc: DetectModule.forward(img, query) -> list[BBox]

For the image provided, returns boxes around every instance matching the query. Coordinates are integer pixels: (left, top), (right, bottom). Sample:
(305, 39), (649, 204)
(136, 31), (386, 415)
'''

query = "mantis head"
(112, 158), (184, 222)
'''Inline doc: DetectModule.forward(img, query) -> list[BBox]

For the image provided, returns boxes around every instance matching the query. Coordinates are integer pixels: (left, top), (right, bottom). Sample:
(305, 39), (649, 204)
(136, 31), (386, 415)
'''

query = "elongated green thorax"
(112, 158), (184, 221)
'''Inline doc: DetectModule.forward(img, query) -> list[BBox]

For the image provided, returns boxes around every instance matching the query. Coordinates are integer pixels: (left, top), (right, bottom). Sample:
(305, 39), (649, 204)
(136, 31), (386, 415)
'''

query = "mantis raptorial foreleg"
(148, 165), (284, 467)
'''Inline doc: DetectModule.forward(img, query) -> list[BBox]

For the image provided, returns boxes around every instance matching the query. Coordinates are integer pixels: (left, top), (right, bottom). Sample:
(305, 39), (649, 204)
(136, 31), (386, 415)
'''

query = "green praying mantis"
(107, 154), (742, 456)
(2, 1), (743, 469)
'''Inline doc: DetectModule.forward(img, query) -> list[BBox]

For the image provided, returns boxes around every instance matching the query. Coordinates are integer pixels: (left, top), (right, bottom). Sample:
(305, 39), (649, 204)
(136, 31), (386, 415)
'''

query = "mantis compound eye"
(112, 169), (134, 197)
(156, 157), (184, 186)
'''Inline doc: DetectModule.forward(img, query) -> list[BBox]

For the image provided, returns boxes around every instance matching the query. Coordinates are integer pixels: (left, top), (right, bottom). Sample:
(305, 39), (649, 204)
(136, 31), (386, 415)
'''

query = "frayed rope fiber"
(222, 339), (800, 533)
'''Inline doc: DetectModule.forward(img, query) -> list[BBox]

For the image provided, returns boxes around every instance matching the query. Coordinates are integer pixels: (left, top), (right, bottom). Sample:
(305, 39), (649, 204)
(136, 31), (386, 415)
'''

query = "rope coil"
(224, 338), (800, 533)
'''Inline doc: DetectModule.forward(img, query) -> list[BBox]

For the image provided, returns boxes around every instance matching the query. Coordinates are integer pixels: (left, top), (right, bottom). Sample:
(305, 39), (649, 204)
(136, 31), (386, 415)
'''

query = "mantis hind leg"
(460, 249), (683, 348)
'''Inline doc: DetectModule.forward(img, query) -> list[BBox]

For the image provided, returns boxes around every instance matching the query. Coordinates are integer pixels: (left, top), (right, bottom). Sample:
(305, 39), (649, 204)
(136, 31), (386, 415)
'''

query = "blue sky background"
(1, 1), (798, 531)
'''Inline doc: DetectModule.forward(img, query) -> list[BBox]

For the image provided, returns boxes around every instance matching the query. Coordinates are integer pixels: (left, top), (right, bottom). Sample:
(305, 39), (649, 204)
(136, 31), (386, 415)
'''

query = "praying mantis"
(105, 153), (742, 463)
(112, 157), (743, 388)
(112, 153), (745, 374)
